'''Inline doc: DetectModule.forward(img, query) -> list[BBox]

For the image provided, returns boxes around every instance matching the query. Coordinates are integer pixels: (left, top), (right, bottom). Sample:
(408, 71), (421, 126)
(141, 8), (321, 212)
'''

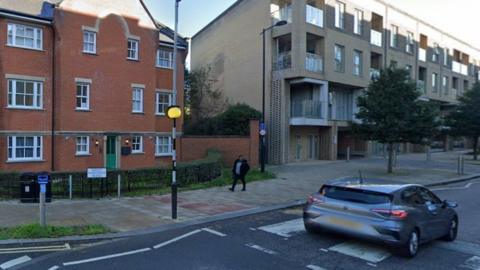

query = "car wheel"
(304, 221), (318, 234)
(398, 230), (419, 258)
(442, 217), (458, 242)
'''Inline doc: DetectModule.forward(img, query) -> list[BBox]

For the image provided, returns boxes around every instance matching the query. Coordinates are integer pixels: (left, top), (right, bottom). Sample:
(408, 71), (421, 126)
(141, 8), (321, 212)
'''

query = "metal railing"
(271, 6), (292, 24)
(306, 53), (323, 73)
(418, 48), (427, 62)
(291, 100), (324, 119)
(306, 5), (323, 27)
(370, 30), (382, 47)
(274, 51), (292, 70)
(417, 80), (426, 93)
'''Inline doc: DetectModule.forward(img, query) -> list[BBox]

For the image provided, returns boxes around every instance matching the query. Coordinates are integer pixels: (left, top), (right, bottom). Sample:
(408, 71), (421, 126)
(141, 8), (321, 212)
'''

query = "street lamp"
(260, 20), (287, 172)
(167, 105), (182, 219)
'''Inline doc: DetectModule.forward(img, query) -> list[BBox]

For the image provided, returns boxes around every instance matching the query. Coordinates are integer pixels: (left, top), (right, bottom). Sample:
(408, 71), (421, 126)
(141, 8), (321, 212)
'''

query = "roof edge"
(0, 8), (53, 24)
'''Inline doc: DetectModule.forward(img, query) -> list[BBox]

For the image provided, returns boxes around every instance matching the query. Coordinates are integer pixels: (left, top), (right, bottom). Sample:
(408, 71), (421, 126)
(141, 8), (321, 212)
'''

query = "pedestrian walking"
(229, 155), (250, 192)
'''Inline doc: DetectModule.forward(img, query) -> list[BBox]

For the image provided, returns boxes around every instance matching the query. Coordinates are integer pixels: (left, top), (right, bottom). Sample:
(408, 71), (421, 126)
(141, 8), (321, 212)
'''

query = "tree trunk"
(387, 143), (394, 173)
(474, 137), (479, 161)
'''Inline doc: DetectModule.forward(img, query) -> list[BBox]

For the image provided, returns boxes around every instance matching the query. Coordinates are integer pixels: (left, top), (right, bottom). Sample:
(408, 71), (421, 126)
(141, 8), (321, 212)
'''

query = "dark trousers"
(231, 174), (246, 191)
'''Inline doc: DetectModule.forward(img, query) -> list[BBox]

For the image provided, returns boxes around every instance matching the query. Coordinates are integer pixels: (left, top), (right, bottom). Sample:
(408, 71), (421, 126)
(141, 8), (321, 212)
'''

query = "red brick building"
(0, 0), (187, 172)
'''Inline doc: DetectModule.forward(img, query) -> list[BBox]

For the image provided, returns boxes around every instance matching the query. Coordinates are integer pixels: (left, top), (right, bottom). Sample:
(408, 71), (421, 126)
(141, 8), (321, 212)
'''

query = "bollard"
(39, 191), (46, 227)
(117, 174), (121, 198)
(346, 147), (351, 162)
(426, 146), (431, 161)
(461, 156), (465, 175)
(457, 156), (461, 175)
(69, 175), (73, 200)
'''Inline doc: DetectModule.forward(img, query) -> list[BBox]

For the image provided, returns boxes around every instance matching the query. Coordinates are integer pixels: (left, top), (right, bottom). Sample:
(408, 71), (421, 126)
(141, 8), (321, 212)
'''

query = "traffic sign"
(259, 129), (267, 136)
(88, 168), (107, 178)
(37, 175), (49, 185)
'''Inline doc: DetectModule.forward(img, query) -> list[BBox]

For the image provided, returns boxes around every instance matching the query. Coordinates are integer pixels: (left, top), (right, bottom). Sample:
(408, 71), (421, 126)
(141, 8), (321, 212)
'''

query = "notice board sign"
(87, 168), (107, 178)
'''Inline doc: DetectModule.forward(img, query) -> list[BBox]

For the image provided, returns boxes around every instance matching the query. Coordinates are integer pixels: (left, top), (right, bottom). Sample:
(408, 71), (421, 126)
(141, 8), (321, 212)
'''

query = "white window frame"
(76, 82), (90, 110)
(7, 79), (43, 109)
(405, 65), (413, 78)
(390, 25), (398, 48)
(155, 136), (172, 156)
(127, 39), (139, 60)
(155, 91), (172, 115)
(7, 136), (43, 161)
(432, 44), (440, 62)
(83, 30), (96, 54)
(156, 49), (173, 68)
(75, 136), (90, 155)
(353, 9), (363, 35)
(443, 76), (449, 95)
(132, 136), (144, 154)
(353, 50), (362, 76)
(7, 23), (43, 50)
(132, 87), (144, 113)
(334, 44), (344, 72)
(406, 32), (414, 53)
(334, 1), (345, 29)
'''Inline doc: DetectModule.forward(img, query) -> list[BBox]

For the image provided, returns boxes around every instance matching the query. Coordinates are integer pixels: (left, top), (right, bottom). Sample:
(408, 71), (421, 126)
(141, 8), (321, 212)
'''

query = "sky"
(143, 0), (480, 66)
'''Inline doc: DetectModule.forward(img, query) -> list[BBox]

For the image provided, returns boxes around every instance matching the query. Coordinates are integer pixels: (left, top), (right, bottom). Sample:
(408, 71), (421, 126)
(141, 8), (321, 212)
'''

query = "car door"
(401, 187), (433, 241)
(417, 187), (446, 239)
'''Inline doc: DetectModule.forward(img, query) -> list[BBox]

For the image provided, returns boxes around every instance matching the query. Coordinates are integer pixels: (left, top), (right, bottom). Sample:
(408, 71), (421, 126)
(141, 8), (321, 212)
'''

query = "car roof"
(325, 177), (421, 194)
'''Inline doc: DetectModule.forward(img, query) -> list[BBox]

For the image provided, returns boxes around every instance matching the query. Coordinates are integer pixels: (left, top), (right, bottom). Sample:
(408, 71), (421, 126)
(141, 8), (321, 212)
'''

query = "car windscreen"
(321, 185), (392, 204)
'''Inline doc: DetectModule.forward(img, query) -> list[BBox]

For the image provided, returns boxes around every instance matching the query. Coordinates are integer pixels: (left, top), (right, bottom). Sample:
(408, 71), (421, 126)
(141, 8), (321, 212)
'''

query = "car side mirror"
(443, 200), (458, 209)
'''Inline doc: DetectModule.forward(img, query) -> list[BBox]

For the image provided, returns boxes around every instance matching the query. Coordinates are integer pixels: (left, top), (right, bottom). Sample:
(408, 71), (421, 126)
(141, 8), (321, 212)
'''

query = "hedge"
(0, 150), (222, 200)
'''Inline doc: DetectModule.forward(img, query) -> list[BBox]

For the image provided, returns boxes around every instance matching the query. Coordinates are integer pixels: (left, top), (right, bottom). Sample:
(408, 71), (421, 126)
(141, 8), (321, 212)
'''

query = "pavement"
(0, 151), (479, 241)
(7, 178), (480, 270)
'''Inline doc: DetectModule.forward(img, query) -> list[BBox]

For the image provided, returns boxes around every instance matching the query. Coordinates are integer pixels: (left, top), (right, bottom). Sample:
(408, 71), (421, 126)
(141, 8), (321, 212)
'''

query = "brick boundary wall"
(179, 120), (259, 168)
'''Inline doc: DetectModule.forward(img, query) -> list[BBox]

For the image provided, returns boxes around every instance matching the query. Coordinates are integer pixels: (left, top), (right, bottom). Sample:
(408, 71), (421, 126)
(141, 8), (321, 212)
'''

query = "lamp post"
(260, 20), (288, 172)
(167, 105), (182, 219)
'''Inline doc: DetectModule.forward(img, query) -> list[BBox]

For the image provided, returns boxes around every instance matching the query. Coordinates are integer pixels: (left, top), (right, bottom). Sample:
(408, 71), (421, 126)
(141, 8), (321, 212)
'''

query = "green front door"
(106, 136), (117, 169)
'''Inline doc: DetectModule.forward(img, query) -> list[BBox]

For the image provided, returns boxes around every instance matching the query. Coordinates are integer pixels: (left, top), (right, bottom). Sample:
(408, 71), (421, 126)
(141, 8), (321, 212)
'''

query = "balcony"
(370, 30), (382, 47)
(305, 53), (323, 73)
(291, 100), (324, 119)
(274, 51), (292, 70)
(418, 48), (426, 62)
(306, 5), (323, 27)
(369, 68), (380, 80)
(452, 61), (469, 76)
(271, 5), (292, 24)
(417, 80), (426, 93)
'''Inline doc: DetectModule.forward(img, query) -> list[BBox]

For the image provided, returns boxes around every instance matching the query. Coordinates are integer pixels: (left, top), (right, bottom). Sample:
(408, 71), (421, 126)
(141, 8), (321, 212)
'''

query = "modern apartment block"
(0, 0), (187, 172)
(191, 0), (480, 164)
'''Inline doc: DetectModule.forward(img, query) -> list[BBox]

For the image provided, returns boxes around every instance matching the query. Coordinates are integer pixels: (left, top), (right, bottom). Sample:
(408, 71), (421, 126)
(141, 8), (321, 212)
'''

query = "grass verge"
(124, 168), (275, 197)
(0, 224), (111, 240)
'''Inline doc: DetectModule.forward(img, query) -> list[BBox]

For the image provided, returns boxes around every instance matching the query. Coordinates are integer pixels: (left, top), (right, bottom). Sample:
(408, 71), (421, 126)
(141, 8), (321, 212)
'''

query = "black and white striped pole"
(167, 106), (182, 219)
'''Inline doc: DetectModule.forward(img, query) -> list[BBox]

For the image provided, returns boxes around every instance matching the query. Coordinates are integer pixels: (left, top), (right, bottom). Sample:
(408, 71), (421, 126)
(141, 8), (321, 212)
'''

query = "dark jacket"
(232, 159), (250, 177)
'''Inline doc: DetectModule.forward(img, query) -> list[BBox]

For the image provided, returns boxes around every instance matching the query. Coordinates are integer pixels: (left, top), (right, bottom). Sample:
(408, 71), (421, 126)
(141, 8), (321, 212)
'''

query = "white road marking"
(258, 218), (305, 237)
(202, 228), (226, 237)
(306, 264), (327, 270)
(245, 243), (277, 255)
(434, 241), (480, 257)
(461, 256), (480, 270)
(320, 248), (329, 253)
(249, 228), (257, 231)
(328, 241), (390, 264)
(432, 181), (480, 191)
(48, 266), (59, 270)
(367, 262), (377, 267)
(0, 255), (31, 269)
(0, 243), (70, 254)
(63, 248), (151, 266)
(153, 229), (202, 249)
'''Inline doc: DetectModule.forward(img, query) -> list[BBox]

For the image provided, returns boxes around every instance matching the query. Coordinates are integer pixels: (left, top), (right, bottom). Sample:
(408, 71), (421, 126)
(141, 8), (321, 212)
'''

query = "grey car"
(303, 179), (458, 257)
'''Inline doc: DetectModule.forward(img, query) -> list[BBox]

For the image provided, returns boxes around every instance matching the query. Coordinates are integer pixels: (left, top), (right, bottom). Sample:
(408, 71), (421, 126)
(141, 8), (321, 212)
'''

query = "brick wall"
(179, 120), (259, 168)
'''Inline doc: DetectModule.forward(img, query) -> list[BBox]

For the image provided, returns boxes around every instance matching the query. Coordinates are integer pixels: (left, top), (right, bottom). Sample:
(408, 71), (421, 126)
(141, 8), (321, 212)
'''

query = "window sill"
(127, 58), (140, 62)
(132, 111), (145, 115)
(83, 51), (97, 55)
(6, 44), (44, 52)
(155, 154), (172, 157)
(155, 113), (166, 117)
(155, 66), (174, 70)
(75, 109), (92, 112)
(75, 153), (92, 157)
(6, 159), (45, 164)
(6, 107), (45, 111)
(131, 152), (145, 155)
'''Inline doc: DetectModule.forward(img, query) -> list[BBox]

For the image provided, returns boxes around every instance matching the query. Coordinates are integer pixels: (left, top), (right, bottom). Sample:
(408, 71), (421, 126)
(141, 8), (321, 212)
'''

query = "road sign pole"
(39, 184), (46, 227)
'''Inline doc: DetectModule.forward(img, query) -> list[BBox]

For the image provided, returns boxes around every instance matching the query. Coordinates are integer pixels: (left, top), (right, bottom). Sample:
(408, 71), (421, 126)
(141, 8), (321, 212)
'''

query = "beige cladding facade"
(192, 0), (480, 164)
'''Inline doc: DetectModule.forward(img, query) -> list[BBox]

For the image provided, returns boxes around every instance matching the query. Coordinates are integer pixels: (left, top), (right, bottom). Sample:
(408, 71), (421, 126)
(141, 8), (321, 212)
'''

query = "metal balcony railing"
(306, 5), (323, 27)
(291, 100), (324, 119)
(305, 53), (323, 73)
(271, 5), (292, 24)
(417, 80), (426, 93)
(370, 30), (382, 47)
(274, 51), (292, 70)
(452, 61), (468, 76)
(369, 68), (380, 80)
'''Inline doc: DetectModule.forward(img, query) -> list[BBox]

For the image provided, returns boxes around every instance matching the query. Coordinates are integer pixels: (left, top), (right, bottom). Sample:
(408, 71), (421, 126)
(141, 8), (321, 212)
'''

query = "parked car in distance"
(303, 178), (458, 257)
